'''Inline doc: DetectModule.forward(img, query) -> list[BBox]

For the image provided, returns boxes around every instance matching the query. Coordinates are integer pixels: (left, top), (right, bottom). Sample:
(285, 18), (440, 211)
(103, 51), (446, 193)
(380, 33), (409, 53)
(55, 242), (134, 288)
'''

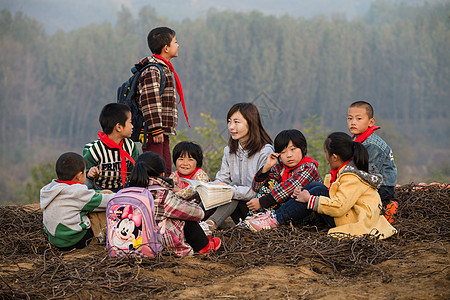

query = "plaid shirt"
(148, 176), (204, 256)
(137, 56), (177, 136)
(252, 161), (322, 209)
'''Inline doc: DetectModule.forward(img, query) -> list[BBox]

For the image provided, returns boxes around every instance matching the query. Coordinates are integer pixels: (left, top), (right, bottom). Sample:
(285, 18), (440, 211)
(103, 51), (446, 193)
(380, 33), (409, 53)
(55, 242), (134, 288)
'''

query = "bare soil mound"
(1, 184), (449, 299)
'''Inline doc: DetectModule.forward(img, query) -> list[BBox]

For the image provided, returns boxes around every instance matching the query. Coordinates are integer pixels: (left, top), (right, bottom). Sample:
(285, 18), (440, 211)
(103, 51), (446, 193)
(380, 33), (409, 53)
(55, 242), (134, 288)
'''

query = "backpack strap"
(135, 63), (166, 96)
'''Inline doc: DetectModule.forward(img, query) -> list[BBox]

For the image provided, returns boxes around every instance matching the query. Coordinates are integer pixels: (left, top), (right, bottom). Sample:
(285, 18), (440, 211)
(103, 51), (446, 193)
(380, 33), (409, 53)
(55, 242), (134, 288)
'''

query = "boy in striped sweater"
(83, 103), (140, 192)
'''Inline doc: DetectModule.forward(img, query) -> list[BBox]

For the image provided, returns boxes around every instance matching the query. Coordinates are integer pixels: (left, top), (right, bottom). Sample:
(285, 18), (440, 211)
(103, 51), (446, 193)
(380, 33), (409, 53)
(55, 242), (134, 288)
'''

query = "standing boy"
(83, 103), (139, 192)
(347, 101), (398, 222)
(136, 26), (190, 175)
(40, 152), (115, 250)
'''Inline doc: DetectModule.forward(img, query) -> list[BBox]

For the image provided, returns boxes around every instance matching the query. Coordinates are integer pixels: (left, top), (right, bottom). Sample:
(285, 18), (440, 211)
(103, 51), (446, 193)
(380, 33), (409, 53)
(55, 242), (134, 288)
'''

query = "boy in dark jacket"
(347, 101), (398, 223)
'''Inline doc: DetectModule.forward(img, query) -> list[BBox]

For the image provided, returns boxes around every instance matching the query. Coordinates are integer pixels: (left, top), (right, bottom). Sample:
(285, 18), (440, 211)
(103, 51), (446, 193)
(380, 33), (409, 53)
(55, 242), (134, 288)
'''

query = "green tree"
(301, 114), (329, 178)
(22, 162), (56, 204)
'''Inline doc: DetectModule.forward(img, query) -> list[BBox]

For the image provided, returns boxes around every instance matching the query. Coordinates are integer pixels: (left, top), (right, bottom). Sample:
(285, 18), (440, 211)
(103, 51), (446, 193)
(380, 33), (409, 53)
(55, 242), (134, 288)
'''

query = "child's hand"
(214, 182), (229, 186)
(172, 186), (181, 193)
(153, 133), (164, 144)
(100, 189), (114, 194)
(262, 153), (280, 173)
(246, 198), (261, 212)
(293, 187), (302, 198)
(296, 190), (310, 203)
(87, 167), (100, 179)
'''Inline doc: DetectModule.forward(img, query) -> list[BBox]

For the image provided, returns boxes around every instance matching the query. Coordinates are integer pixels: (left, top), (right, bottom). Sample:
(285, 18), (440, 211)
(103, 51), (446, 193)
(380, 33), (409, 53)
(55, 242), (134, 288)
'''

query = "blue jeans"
(274, 182), (335, 227)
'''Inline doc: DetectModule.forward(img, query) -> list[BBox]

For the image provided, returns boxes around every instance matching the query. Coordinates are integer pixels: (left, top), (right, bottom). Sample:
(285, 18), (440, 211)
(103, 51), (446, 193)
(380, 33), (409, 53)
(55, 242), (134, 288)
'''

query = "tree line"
(0, 1), (448, 203)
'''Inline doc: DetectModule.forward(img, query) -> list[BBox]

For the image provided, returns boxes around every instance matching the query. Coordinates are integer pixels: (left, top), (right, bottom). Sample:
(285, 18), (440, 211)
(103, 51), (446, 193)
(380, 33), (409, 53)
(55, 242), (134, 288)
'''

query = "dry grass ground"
(1, 184), (449, 299)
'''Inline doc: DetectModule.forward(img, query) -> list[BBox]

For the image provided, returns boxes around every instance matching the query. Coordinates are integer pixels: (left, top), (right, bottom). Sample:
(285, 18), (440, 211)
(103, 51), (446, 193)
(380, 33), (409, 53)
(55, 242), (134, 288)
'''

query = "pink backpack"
(106, 186), (163, 258)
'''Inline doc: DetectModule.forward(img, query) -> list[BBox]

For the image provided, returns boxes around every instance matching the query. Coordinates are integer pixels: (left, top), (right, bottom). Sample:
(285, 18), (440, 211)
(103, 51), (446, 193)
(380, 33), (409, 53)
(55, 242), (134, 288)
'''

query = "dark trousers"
(230, 201), (250, 224)
(144, 134), (172, 176)
(275, 182), (335, 227)
(183, 221), (210, 252)
(378, 185), (395, 207)
(56, 228), (94, 251)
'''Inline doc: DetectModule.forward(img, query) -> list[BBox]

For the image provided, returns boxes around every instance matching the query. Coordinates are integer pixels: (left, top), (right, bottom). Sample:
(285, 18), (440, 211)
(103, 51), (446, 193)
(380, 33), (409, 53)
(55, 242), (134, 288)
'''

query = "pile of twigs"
(0, 183), (448, 299)
(213, 226), (399, 277)
(393, 184), (450, 242)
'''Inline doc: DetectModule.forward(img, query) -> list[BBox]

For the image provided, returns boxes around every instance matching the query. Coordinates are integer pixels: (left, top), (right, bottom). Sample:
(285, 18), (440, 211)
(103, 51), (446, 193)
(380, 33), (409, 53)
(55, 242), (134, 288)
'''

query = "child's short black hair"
(147, 27), (176, 55)
(99, 103), (131, 135)
(274, 129), (308, 157)
(172, 141), (203, 168)
(56, 152), (86, 181)
(349, 101), (374, 119)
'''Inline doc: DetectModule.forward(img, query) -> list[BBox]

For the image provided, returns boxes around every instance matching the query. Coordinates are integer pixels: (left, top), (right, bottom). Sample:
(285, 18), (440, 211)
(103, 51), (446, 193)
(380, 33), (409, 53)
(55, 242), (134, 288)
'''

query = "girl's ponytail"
(127, 160), (151, 188)
(324, 132), (369, 172)
(126, 151), (166, 188)
(352, 141), (369, 172)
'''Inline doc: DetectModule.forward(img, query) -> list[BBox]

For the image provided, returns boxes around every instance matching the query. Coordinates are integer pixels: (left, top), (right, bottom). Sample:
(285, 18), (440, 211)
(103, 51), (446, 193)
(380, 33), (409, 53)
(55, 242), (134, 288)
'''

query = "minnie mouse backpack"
(106, 186), (163, 258)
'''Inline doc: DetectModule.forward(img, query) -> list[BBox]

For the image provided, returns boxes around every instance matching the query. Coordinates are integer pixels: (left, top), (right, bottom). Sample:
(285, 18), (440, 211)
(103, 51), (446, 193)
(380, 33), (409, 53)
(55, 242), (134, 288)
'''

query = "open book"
(180, 178), (233, 210)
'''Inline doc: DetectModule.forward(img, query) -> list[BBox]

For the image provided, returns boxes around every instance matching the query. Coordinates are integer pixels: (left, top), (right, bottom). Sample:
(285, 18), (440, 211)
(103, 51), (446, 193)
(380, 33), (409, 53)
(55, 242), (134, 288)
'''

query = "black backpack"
(117, 63), (166, 147)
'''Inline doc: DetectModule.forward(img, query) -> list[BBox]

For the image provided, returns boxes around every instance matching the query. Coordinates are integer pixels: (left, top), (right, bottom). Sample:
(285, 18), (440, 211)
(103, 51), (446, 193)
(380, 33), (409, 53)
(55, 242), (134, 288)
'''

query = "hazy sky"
(0, 0), (439, 33)
(1, 0), (373, 33)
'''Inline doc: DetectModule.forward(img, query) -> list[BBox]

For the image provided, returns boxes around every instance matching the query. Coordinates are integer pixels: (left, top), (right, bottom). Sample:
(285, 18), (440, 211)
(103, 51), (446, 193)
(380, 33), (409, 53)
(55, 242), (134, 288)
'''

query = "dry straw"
(1, 184), (448, 299)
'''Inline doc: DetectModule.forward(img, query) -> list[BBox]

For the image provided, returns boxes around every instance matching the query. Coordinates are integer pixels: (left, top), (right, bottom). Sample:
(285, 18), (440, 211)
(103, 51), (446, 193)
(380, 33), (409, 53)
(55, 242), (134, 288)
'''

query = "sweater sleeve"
(317, 173), (365, 217)
(82, 142), (98, 173)
(270, 162), (320, 204)
(230, 145), (273, 200)
(74, 185), (115, 212)
(213, 147), (232, 185)
(162, 190), (205, 221)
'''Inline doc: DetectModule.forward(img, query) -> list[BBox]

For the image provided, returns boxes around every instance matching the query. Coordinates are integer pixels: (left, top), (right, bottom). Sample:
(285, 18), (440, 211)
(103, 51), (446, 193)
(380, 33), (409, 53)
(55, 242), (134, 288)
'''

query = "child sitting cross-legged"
(40, 152), (116, 251)
(127, 151), (221, 256)
(295, 132), (397, 239)
(169, 141), (210, 203)
(244, 129), (322, 231)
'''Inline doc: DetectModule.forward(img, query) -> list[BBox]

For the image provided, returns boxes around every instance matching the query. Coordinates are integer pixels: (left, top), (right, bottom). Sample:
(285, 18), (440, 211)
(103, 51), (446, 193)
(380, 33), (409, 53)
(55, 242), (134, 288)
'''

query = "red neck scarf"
(176, 168), (200, 188)
(98, 131), (135, 187)
(281, 156), (318, 182)
(329, 159), (352, 186)
(353, 126), (380, 143)
(56, 180), (82, 185)
(153, 54), (190, 128)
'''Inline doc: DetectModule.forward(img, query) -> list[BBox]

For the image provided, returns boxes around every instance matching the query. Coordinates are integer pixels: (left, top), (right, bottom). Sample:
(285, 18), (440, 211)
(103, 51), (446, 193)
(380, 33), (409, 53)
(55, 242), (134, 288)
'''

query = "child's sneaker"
(384, 200), (398, 224)
(198, 237), (221, 254)
(244, 211), (278, 232)
(199, 219), (216, 237)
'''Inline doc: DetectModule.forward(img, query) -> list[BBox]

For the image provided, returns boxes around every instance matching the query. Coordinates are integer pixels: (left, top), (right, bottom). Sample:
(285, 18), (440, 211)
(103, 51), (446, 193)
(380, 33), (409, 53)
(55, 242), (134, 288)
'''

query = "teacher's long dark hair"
(324, 132), (369, 172)
(127, 152), (166, 188)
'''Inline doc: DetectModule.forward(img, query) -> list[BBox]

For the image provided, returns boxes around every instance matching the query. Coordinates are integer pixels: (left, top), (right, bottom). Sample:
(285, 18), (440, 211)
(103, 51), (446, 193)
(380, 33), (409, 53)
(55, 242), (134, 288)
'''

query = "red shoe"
(384, 201), (398, 224)
(198, 237), (221, 254)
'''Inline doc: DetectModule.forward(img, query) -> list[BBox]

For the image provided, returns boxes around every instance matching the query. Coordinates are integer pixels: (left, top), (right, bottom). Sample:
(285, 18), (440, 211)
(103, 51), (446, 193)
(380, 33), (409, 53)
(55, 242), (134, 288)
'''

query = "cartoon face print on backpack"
(112, 205), (143, 250)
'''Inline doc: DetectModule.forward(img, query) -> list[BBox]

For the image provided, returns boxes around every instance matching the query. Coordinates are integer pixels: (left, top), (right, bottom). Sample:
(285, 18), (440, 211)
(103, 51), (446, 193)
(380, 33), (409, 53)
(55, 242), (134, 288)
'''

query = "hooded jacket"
(40, 180), (115, 248)
(311, 162), (397, 239)
(213, 144), (274, 201)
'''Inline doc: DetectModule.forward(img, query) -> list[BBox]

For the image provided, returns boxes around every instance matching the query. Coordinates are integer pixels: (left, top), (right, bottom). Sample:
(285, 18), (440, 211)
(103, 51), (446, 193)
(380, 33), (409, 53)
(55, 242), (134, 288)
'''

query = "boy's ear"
(369, 117), (376, 127)
(73, 171), (84, 182)
(115, 122), (123, 132)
